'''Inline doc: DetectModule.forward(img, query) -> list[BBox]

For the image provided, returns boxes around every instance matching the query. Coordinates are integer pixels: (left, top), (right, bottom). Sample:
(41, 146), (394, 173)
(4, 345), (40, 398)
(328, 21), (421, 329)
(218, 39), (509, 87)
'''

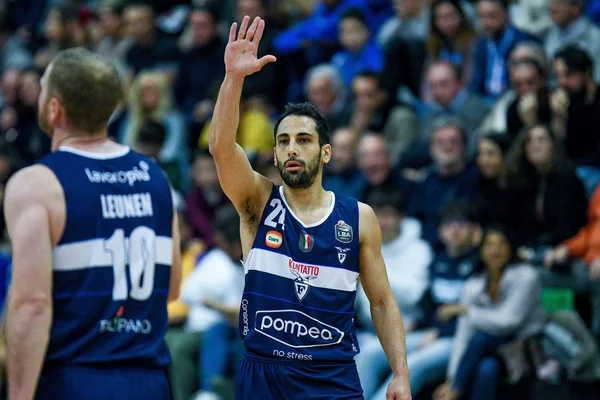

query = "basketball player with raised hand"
(5, 48), (181, 400)
(209, 16), (411, 400)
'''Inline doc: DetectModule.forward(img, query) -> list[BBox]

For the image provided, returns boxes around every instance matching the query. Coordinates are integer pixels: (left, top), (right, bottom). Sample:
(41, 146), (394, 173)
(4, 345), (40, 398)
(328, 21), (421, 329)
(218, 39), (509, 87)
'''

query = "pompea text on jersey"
(85, 161), (151, 187)
(101, 193), (154, 219)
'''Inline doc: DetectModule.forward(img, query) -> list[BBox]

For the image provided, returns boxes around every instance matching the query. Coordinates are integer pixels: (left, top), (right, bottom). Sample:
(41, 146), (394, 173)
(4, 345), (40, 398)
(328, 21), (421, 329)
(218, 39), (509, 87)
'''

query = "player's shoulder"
(5, 164), (61, 209)
(357, 201), (379, 242)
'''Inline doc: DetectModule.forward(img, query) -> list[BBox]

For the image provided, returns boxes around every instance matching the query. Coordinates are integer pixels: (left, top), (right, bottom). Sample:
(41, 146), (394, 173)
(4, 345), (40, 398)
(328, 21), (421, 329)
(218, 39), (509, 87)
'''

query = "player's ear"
(321, 144), (331, 164)
(50, 97), (62, 124)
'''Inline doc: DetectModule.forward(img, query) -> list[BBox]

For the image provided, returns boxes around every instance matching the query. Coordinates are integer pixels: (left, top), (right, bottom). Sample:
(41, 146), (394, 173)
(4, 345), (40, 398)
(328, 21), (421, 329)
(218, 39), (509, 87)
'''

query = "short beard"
(277, 151), (321, 189)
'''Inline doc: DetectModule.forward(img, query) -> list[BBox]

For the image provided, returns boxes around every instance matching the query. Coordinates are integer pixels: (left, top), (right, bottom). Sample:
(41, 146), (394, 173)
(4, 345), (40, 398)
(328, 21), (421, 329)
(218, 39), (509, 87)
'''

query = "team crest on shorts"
(335, 220), (353, 243)
(298, 231), (314, 252)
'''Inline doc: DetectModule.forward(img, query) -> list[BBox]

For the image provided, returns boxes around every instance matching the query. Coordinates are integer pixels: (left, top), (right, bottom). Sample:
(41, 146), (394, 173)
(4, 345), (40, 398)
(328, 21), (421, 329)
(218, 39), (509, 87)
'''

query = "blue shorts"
(235, 353), (363, 400)
(35, 364), (171, 400)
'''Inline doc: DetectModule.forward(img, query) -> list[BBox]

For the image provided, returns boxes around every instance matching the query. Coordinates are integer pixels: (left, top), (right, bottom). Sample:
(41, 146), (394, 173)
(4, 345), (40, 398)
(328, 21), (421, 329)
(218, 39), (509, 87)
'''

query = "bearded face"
(277, 151), (322, 189)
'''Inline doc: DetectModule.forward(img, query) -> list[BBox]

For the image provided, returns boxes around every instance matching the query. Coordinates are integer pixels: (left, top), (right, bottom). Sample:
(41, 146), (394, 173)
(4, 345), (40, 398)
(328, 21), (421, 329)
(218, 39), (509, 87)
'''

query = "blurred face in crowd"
(139, 75), (161, 112)
(549, 0), (581, 29)
(430, 126), (465, 171)
(307, 75), (336, 114)
(193, 154), (221, 191)
(44, 9), (66, 42)
(237, 0), (267, 21)
(525, 126), (553, 169)
(477, 0), (508, 36)
(433, 1), (463, 38)
(1, 69), (22, 105)
(357, 133), (390, 185)
(427, 63), (462, 108)
(477, 138), (504, 179)
(274, 116), (330, 189)
(99, 7), (121, 37)
(554, 58), (588, 95)
(20, 71), (41, 108)
(395, 0), (424, 19)
(124, 5), (154, 42)
(352, 76), (386, 113)
(440, 216), (473, 252)
(190, 9), (217, 47)
(330, 128), (358, 173)
(510, 63), (544, 97)
(339, 16), (369, 53)
(481, 230), (512, 273)
(374, 205), (402, 243)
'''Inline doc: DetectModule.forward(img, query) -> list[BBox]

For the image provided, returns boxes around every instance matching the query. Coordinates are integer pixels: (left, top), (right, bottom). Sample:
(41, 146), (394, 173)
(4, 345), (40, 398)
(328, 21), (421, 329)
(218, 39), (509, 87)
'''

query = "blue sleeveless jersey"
(240, 185), (361, 362)
(37, 146), (173, 368)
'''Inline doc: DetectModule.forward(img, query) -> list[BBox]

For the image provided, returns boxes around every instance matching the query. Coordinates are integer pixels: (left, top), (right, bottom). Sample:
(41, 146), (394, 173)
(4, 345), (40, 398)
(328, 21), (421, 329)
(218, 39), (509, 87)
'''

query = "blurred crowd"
(2, 0), (600, 399)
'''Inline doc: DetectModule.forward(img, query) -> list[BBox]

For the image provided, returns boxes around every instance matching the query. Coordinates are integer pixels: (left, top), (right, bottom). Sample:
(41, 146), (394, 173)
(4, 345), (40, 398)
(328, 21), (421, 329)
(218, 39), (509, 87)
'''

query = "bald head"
(357, 132), (390, 185)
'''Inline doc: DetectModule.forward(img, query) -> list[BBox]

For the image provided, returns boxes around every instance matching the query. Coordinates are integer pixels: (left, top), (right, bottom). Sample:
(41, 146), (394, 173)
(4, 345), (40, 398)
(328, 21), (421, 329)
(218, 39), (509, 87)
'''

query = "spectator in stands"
(511, 0), (553, 39)
(174, 5), (225, 126)
(378, 0), (429, 48)
(0, 12), (32, 75)
(424, 0), (478, 93)
(185, 151), (230, 247)
(506, 58), (552, 138)
(304, 64), (352, 131)
(504, 124), (588, 252)
(96, 0), (134, 78)
(421, 60), (489, 149)
(350, 71), (419, 166)
(356, 189), (432, 399)
(434, 225), (545, 400)
(168, 205), (245, 400)
(331, 8), (384, 88)
(119, 71), (188, 178)
(545, 0), (600, 83)
(123, 2), (179, 78)
(408, 116), (478, 246)
(356, 132), (412, 203)
(470, 0), (537, 101)
(478, 41), (548, 134)
(551, 46), (600, 167)
(371, 201), (478, 400)
(473, 133), (512, 227)
(322, 127), (365, 198)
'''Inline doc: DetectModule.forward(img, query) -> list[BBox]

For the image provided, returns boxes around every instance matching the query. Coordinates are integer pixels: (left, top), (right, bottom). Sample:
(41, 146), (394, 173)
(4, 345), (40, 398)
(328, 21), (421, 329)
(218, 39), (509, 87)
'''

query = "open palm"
(225, 16), (276, 78)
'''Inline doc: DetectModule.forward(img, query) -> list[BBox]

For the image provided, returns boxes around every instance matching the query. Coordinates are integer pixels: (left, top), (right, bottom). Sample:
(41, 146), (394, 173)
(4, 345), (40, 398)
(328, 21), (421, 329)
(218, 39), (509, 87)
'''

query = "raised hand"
(225, 16), (277, 78)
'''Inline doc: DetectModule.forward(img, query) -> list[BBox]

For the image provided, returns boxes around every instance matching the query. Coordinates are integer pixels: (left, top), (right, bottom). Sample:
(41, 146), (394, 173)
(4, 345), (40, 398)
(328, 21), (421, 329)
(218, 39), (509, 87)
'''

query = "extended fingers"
(252, 18), (265, 44)
(237, 15), (250, 40)
(246, 16), (260, 41)
(229, 22), (237, 43)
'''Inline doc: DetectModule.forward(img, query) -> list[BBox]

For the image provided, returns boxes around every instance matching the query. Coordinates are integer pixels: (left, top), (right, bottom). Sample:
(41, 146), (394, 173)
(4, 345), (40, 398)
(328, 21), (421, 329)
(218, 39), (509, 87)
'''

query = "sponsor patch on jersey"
(298, 231), (314, 253)
(335, 220), (353, 243)
(265, 230), (283, 248)
(335, 247), (350, 264)
(289, 259), (319, 301)
(255, 309), (344, 348)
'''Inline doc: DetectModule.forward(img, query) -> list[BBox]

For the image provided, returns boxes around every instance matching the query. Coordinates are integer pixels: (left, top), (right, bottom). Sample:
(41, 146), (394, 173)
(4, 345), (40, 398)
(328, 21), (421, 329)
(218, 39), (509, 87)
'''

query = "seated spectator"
(506, 58), (552, 139)
(370, 201), (478, 400)
(322, 127), (365, 198)
(504, 124), (588, 251)
(0, 12), (32, 75)
(408, 116), (479, 246)
(511, 0), (553, 38)
(134, 121), (183, 191)
(96, 0), (134, 78)
(470, 0), (538, 101)
(545, 0), (600, 83)
(349, 71), (419, 166)
(377, 0), (429, 48)
(434, 225), (545, 400)
(421, 60), (489, 151)
(473, 133), (512, 226)
(168, 205), (245, 400)
(356, 189), (432, 399)
(331, 8), (384, 88)
(551, 46), (600, 167)
(304, 64), (352, 131)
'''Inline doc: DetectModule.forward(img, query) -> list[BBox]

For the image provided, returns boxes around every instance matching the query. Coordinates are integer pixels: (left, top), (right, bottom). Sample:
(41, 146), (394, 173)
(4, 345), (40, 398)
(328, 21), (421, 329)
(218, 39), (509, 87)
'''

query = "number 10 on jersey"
(104, 226), (156, 301)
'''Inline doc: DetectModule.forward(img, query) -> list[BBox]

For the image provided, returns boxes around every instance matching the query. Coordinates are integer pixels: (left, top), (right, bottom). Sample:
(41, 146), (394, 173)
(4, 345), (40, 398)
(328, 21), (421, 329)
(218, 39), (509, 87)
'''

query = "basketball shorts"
(235, 352), (364, 400)
(35, 364), (171, 400)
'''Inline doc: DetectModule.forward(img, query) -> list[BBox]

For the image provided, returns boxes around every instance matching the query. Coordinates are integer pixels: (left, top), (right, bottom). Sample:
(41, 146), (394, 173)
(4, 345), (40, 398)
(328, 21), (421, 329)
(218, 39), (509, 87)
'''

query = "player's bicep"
(212, 143), (272, 211)
(168, 211), (182, 303)
(358, 203), (393, 307)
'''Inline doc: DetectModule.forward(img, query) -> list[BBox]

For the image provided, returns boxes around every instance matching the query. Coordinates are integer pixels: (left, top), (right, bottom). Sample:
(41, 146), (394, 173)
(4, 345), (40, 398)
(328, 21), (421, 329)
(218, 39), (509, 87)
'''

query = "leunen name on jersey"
(101, 193), (154, 219)
(85, 161), (151, 186)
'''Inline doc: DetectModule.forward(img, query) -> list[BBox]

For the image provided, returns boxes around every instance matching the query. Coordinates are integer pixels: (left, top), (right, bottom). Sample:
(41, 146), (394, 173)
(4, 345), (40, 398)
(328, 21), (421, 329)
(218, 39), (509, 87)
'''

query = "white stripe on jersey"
(245, 248), (359, 292)
(53, 236), (173, 271)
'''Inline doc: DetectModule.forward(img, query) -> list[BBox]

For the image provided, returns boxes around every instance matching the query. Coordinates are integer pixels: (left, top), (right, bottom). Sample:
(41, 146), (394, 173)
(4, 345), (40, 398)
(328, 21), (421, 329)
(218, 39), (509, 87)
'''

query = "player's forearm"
(370, 294), (409, 379)
(208, 73), (245, 156)
(7, 297), (52, 400)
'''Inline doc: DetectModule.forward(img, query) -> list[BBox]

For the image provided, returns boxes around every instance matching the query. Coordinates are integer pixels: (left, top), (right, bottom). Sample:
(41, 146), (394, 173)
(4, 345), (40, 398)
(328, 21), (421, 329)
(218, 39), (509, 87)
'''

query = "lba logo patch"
(335, 220), (353, 243)
(265, 230), (283, 248)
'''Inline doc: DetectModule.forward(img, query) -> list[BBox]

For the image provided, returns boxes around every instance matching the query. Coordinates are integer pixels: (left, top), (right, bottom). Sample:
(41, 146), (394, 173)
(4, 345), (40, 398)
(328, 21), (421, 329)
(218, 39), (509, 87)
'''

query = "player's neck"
(52, 129), (113, 152)
(281, 183), (330, 215)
